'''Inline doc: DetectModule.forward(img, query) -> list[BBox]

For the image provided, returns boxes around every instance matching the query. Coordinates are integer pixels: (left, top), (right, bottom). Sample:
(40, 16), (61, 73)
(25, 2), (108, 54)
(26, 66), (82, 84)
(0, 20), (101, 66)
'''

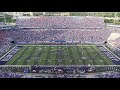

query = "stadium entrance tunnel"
(0, 61), (8, 65)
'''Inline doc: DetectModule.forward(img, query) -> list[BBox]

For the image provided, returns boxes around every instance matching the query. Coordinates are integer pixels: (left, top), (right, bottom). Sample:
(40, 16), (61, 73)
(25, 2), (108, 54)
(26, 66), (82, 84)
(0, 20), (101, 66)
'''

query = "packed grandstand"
(0, 15), (120, 78)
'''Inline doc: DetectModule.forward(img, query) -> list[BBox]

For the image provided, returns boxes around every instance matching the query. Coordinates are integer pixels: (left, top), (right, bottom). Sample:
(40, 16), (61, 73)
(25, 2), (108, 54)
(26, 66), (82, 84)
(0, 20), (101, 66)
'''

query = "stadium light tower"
(113, 12), (118, 24)
(43, 12), (46, 15)
(3, 13), (6, 24)
(115, 12), (117, 17)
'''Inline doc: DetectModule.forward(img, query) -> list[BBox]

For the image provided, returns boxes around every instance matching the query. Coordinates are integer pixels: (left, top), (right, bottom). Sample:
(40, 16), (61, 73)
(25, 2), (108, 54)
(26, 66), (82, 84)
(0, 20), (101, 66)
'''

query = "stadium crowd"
(6, 16), (109, 45)
(0, 65), (120, 78)
(30, 66), (120, 78)
(95, 72), (120, 78)
(6, 29), (110, 44)
(0, 66), (30, 78)
(0, 71), (24, 78)
(0, 30), (12, 57)
(16, 16), (105, 29)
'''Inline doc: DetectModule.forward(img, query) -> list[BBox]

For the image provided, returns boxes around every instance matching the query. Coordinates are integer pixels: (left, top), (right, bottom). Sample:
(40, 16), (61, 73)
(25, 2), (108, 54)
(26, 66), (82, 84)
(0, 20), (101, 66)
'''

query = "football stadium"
(0, 12), (120, 78)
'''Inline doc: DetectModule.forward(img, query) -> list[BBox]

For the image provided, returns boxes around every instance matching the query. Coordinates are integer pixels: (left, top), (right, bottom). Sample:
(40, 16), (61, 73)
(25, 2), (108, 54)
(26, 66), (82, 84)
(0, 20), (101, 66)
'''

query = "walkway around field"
(17, 44), (100, 47)
(0, 65), (120, 67)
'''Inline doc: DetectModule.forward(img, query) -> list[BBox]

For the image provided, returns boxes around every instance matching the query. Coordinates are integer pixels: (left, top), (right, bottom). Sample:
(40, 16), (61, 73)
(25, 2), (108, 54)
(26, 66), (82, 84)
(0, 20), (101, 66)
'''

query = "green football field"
(6, 45), (114, 65)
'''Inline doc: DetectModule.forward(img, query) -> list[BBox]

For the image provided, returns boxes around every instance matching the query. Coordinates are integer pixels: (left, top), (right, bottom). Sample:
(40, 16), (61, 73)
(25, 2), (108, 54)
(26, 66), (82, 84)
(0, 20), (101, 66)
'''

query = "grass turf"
(6, 45), (114, 65)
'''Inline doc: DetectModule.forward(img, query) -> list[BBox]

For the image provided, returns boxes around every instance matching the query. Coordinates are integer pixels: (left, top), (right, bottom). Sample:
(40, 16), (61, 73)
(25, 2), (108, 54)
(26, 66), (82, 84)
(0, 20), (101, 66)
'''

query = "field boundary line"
(0, 45), (17, 60)
(102, 45), (120, 61)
